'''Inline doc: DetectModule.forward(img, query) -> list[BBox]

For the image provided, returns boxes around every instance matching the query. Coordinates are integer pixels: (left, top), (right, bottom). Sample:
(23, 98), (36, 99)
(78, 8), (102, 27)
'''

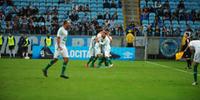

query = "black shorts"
(9, 46), (15, 50)
(127, 43), (133, 47)
(22, 47), (28, 52)
(183, 50), (191, 58)
(0, 45), (2, 50)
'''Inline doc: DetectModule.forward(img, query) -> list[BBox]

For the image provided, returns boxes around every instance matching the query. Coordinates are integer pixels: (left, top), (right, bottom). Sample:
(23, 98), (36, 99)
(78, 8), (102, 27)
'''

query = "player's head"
(102, 32), (106, 39)
(63, 20), (71, 30)
(184, 32), (190, 38)
(47, 34), (50, 38)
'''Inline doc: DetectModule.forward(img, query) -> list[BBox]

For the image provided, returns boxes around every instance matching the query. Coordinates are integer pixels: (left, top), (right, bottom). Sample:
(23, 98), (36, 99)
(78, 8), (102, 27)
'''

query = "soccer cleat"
(109, 64), (113, 68)
(60, 75), (69, 79)
(42, 69), (48, 77)
(192, 82), (198, 86)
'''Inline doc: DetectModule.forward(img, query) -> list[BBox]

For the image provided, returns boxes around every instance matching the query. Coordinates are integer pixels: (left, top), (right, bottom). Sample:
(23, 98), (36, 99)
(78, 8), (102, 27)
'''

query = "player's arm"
(57, 36), (62, 50)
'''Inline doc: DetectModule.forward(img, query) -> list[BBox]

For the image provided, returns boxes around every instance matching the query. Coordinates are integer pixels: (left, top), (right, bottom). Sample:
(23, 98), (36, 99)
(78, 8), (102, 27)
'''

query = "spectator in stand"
(141, 7), (149, 20)
(111, 0), (117, 8)
(104, 11), (111, 20)
(112, 11), (118, 19)
(162, 26), (170, 37)
(154, 24), (160, 36)
(118, 0), (122, 8)
(85, 4), (90, 12)
(91, 17), (99, 26)
(109, 18), (115, 34)
(13, 15), (19, 34)
(154, 0), (162, 15)
(1, 17), (6, 34)
(191, 9), (196, 22)
(162, 0), (170, 10)
(147, 25), (153, 36)
(173, 27), (181, 37)
(69, 10), (79, 21)
(177, 0), (185, 10)
(103, 0), (110, 8)
(97, 12), (104, 19)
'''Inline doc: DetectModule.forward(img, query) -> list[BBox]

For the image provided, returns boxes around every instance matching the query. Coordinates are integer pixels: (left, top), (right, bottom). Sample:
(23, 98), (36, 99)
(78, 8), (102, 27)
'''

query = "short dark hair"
(63, 20), (71, 25)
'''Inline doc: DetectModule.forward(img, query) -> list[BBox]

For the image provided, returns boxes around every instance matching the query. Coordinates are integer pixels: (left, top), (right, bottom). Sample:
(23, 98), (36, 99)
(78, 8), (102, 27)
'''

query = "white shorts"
(95, 43), (101, 56)
(54, 46), (69, 58)
(193, 51), (200, 63)
(89, 48), (95, 57)
(104, 49), (110, 57)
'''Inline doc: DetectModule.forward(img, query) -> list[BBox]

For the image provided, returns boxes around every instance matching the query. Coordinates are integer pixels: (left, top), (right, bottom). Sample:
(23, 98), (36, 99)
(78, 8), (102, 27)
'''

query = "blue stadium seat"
(142, 20), (149, 26)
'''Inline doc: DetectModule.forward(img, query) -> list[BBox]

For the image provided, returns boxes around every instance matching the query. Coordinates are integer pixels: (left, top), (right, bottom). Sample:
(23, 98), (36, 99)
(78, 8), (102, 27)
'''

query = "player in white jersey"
(186, 39), (200, 85)
(42, 20), (71, 79)
(98, 30), (113, 67)
(86, 35), (96, 68)
(94, 30), (105, 57)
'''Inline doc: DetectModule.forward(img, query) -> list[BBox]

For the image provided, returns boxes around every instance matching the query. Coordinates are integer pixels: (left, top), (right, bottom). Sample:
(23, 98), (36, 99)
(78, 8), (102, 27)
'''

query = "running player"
(42, 20), (71, 79)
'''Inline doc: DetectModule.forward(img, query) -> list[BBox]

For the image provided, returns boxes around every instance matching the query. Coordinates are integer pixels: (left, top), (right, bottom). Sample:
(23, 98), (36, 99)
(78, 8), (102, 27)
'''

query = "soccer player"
(86, 35), (96, 68)
(182, 32), (192, 69)
(0, 33), (4, 58)
(186, 39), (200, 85)
(42, 20), (71, 79)
(6, 33), (15, 58)
(89, 30), (105, 67)
(22, 35), (30, 59)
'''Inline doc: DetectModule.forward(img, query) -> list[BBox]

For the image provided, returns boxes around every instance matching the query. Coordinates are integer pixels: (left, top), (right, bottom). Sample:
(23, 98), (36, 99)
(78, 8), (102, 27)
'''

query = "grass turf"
(0, 59), (200, 100)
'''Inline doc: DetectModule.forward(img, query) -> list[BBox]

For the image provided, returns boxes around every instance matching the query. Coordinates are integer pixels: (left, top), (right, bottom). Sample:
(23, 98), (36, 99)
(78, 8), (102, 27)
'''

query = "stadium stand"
(0, 0), (124, 36)
(140, 0), (200, 37)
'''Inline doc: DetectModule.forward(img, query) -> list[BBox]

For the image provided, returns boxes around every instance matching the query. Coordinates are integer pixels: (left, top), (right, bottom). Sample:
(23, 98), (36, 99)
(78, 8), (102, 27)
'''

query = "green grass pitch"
(0, 59), (200, 100)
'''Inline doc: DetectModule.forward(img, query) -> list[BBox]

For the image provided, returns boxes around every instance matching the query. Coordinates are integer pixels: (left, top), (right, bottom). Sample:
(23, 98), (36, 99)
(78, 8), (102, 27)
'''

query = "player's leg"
(60, 57), (69, 79)
(42, 49), (59, 77)
(9, 46), (12, 58)
(60, 47), (69, 79)
(0, 46), (2, 58)
(25, 47), (29, 57)
(12, 46), (15, 58)
(192, 52), (200, 85)
(87, 56), (94, 67)
(192, 62), (198, 85)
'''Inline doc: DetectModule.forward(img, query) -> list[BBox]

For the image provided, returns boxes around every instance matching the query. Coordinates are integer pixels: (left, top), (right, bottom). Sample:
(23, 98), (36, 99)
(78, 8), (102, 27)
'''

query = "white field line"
(146, 61), (200, 76)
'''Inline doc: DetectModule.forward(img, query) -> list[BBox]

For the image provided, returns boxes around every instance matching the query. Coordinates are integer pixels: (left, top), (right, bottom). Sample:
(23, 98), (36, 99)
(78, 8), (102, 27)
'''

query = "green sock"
(98, 57), (103, 67)
(90, 57), (97, 67)
(193, 64), (198, 82)
(61, 62), (67, 75)
(45, 60), (55, 70)
(87, 57), (94, 65)
(108, 58), (112, 64)
(105, 57), (109, 66)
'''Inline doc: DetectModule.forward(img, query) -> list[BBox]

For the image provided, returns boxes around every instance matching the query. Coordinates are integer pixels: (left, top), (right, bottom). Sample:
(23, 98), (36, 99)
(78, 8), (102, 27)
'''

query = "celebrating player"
(42, 20), (71, 79)
(86, 35), (96, 68)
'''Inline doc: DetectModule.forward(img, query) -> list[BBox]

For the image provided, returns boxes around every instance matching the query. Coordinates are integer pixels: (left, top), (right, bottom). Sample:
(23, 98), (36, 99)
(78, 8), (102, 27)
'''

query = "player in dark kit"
(181, 32), (192, 69)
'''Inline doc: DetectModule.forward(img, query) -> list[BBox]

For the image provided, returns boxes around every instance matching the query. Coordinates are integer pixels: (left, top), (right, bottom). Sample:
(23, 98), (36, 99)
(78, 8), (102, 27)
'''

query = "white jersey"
(89, 36), (96, 49)
(189, 40), (200, 52)
(100, 36), (111, 50)
(55, 26), (68, 47)
(88, 36), (96, 57)
(189, 40), (200, 63)
(54, 26), (69, 58)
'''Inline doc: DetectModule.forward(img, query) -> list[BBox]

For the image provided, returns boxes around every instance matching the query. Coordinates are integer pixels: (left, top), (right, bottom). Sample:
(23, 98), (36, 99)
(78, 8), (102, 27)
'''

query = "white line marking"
(146, 61), (200, 76)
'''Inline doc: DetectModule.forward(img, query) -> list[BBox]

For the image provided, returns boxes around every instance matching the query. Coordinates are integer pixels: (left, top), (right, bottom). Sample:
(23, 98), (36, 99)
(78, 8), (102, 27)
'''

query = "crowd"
(140, 0), (200, 37)
(0, 0), (124, 36)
